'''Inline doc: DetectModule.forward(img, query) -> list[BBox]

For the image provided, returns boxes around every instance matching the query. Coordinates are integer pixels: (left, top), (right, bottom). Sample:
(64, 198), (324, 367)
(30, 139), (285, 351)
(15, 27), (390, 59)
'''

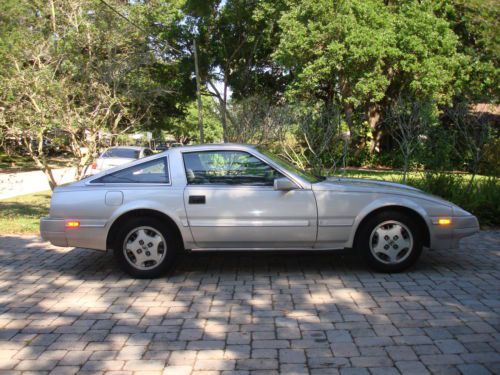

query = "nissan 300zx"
(40, 144), (479, 278)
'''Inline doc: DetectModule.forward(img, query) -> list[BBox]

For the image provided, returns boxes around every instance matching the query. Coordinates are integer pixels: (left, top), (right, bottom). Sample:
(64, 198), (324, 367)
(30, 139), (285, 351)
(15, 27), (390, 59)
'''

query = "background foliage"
(0, 0), (498, 223)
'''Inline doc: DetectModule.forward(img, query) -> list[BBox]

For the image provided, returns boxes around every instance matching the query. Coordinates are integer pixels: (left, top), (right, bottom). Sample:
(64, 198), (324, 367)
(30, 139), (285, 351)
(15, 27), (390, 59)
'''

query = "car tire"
(355, 210), (423, 273)
(113, 216), (180, 278)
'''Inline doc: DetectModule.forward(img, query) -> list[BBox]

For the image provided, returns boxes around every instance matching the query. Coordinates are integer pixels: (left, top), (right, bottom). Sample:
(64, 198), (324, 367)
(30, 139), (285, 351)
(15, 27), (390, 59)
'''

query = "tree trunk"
(66, 128), (98, 180)
(342, 101), (365, 159)
(367, 103), (382, 153)
(41, 167), (58, 191)
(193, 39), (204, 143)
(24, 135), (58, 190)
(221, 70), (228, 143)
(339, 77), (363, 158)
(343, 102), (354, 135)
(339, 77), (353, 133)
(402, 157), (408, 184)
(78, 131), (98, 180)
(49, 0), (57, 33)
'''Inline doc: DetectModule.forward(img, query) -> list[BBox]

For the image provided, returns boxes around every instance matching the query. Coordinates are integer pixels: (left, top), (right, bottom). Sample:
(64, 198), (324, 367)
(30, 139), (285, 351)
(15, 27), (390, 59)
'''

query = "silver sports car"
(40, 144), (479, 278)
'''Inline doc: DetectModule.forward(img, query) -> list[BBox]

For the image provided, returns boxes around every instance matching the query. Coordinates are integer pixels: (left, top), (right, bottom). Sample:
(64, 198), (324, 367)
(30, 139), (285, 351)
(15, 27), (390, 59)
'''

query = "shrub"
(420, 126), (457, 171)
(407, 173), (500, 227)
(407, 172), (464, 201)
(479, 137), (500, 176)
(461, 177), (500, 227)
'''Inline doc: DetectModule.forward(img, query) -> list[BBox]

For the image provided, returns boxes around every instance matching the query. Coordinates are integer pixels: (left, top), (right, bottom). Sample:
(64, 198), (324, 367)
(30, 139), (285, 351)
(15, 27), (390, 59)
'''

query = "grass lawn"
(0, 191), (51, 234)
(334, 168), (489, 183)
(0, 151), (75, 173)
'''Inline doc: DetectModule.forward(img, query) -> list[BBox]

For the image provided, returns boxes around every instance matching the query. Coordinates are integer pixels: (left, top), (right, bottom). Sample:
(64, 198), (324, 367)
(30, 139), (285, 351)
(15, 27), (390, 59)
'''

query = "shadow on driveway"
(0, 232), (498, 373)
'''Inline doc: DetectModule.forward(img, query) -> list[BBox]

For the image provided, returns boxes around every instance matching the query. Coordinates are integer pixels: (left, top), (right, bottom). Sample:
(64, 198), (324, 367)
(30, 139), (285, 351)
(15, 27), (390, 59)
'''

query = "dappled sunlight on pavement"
(0, 232), (499, 374)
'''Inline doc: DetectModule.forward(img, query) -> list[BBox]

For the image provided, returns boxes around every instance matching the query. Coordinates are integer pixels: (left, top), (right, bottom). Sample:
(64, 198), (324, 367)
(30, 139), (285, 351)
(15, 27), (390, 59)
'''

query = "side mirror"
(273, 177), (298, 191)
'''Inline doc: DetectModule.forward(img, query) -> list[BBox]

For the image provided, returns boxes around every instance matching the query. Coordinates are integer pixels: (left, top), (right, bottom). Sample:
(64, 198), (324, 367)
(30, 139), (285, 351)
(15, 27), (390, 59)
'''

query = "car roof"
(167, 143), (257, 152)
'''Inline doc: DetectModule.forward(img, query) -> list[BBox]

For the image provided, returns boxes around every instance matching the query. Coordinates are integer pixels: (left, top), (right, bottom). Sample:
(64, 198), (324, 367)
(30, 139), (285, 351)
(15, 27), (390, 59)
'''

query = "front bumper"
(452, 215), (480, 238)
(430, 214), (480, 250)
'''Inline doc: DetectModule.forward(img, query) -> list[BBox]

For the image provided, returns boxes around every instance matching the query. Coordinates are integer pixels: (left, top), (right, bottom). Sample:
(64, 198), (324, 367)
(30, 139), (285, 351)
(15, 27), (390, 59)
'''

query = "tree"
(0, 0), (70, 188)
(285, 105), (349, 176)
(448, 102), (493, 191)
(174, 0), (288, 141)
(434, 0), (499, 102)
(0, 0), (188, 184)
(225, 96), (286, 144)
(273, 0), (464, 153)
(386, 97), (433, 183)
(169, 96), (223, 144)
(0, 56), (63, 188)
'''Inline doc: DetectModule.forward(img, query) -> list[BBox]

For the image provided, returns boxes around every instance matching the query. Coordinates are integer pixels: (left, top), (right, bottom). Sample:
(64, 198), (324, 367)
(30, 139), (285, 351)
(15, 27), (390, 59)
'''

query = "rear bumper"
(40, 218), (68, 247)
(430, 214), (480, 250)
(40, 217), (107, 250)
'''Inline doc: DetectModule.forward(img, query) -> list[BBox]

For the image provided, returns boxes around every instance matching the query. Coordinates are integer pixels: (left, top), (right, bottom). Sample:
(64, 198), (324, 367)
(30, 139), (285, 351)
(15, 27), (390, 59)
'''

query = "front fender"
(346, 197), (433, 248)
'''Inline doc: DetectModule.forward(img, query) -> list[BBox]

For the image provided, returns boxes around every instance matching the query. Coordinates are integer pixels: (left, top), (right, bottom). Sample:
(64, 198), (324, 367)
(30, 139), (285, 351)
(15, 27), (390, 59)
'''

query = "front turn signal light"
(438, 218), (452, 225)
(65, 221), (80, 228)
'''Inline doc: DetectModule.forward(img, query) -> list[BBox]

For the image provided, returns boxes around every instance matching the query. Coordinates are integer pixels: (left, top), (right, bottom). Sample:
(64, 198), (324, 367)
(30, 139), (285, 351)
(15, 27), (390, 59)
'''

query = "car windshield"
(257, 147), (322, 183)
(101, 148), (140, 159)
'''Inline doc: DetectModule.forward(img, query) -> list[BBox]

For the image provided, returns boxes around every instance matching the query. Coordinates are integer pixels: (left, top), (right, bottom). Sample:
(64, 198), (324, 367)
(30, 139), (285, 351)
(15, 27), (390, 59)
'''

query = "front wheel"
(113, 217), (180, 278)
(355, 211), (424, 272)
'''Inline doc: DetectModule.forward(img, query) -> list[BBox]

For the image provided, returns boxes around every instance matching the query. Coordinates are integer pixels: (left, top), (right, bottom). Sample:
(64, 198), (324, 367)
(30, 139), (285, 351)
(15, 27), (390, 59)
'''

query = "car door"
(182, 150), (317, 248)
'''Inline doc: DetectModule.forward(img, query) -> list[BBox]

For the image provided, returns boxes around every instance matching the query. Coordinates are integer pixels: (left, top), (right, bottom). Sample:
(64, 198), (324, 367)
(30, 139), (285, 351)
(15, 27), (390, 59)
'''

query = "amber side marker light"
(65, 221), (80, 228)
(438, 218), (452, 225)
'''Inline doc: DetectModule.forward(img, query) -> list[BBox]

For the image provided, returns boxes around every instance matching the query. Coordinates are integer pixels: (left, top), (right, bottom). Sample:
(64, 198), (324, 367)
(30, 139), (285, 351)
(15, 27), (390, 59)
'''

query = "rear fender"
(105, 199), (194, 248)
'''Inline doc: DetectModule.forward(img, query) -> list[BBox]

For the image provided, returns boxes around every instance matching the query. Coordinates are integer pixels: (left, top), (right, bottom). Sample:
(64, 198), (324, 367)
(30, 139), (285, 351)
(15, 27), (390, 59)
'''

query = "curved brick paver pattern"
(0, 232), (499, 374)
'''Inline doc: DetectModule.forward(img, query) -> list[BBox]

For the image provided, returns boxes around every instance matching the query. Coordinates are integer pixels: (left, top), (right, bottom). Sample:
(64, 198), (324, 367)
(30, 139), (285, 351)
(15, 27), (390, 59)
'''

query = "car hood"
(314, 177), (453, 206)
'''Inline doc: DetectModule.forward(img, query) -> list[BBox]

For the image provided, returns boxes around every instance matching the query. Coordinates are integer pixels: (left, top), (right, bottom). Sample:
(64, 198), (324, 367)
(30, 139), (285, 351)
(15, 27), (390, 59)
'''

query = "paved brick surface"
(0, 231), (499, 374)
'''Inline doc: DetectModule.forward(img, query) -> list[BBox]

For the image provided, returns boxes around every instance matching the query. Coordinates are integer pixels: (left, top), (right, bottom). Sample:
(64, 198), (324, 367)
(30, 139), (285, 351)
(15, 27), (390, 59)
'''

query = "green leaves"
(393, 1), (464, 103)
(275, 0), (466, 107)
(1, 0), (497, 176)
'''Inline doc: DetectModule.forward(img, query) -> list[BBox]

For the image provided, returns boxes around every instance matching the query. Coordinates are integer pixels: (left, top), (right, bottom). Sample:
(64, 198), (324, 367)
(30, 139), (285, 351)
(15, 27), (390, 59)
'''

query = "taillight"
(91, 161), (97, 169)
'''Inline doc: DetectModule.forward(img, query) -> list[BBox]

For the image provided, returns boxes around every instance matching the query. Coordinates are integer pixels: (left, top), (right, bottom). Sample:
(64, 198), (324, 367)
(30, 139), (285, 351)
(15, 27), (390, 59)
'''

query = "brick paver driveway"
(0, 232), (499, 375)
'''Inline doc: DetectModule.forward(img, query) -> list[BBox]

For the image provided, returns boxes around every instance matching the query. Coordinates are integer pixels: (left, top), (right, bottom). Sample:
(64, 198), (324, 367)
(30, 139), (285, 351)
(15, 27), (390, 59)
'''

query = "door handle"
(189, 195), (206, 204)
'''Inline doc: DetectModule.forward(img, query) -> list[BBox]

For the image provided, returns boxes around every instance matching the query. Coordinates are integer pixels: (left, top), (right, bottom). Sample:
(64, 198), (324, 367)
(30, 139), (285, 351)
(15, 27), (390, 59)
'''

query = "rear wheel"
(355, 210), (423, 272)
(113, 217), (180, 278)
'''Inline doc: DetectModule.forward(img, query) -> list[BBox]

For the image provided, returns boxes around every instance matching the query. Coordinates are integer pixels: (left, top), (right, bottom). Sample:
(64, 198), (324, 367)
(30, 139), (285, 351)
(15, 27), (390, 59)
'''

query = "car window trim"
(251, 151), (309, 189)
(87, 155), (172, 186)
(181, 149), (302, 189)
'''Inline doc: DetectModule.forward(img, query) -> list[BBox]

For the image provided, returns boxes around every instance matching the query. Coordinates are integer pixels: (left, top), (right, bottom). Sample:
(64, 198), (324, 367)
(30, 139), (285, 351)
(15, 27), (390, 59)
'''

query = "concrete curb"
(0, 167), (76, 199)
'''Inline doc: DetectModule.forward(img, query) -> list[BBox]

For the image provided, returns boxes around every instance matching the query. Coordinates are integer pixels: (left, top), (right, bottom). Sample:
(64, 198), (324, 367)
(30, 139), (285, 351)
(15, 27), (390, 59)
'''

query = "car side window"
(92, 157), (169, 184)
(183, 151), (283, 186)
(143, 149), (153, 157)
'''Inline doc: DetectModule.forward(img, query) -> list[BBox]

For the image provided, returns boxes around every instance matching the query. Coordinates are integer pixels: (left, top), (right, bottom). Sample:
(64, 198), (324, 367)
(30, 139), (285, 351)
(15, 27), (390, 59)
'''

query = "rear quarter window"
(92, 157), (169, 184)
